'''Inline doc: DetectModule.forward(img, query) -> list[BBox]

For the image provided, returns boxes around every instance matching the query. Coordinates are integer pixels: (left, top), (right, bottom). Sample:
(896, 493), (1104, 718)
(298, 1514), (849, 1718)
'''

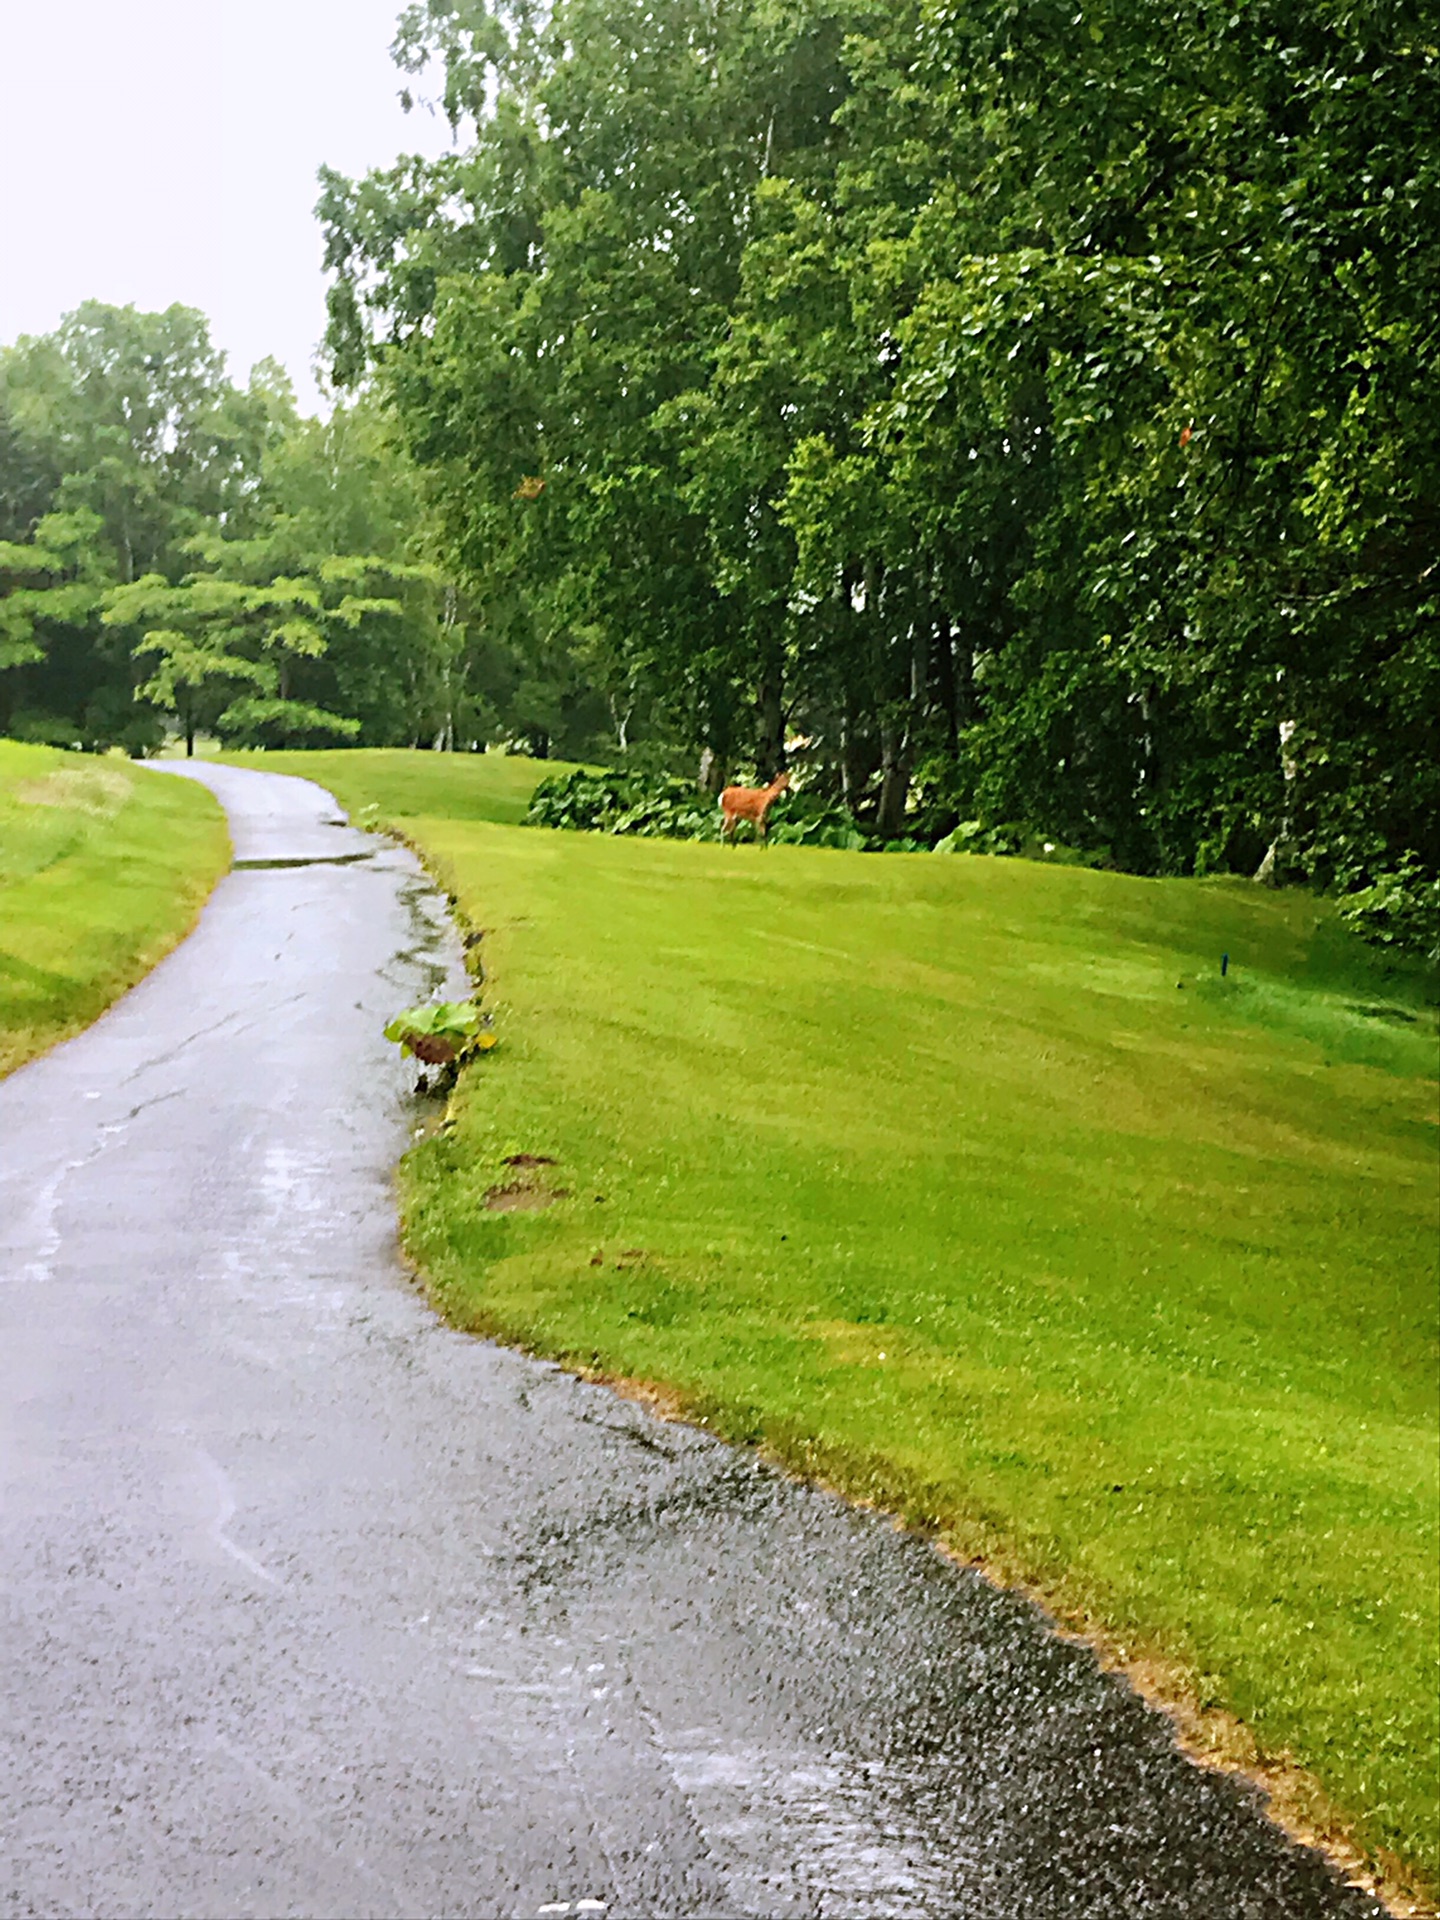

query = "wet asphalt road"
(0, 762), (1382, 1920)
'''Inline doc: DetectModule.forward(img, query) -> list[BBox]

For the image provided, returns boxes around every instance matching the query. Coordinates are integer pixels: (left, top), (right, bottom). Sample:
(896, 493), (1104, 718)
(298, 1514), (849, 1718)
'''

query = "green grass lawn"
(211, 745), (587, 826)
(223, 748), (1440, 1892)
(0, 742), (229, 1079)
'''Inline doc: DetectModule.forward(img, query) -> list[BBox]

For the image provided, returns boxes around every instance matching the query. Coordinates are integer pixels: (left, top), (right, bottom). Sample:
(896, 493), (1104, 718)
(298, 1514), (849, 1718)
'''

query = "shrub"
(767, 792), (867, 851)
(7, 710), (82, 750)
(529, 770), (1105, 865)
(384, 998), (496, 1088)
(933, 819), (1026, 857)
(1336, 857), (1440, 965)
(527, 767), (722, 839)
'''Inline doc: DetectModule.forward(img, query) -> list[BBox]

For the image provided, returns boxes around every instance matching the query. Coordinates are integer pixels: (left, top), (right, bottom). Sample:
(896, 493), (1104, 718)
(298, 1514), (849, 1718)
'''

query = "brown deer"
(719, 771), (790, 843)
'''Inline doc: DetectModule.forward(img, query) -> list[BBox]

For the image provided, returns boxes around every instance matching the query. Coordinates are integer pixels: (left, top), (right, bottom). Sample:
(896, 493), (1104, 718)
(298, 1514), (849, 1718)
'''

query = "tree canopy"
(1, 4), (1434, 949)
(0, 301), (579, 758)
(314, 0), (1435, 940)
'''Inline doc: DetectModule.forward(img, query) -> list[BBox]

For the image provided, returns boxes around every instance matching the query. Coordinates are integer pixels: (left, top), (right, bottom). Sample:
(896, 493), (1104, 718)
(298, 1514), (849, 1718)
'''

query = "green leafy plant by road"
(385, 998), (495, 1078)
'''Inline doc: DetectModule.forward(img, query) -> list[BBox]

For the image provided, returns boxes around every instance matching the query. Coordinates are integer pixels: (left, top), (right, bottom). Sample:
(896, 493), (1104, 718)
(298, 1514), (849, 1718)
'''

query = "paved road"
(0, 763), (1381, 1920)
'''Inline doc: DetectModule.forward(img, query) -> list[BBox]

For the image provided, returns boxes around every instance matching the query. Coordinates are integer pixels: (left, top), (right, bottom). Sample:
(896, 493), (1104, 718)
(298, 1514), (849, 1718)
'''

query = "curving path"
(0, 763), (1381, 1920)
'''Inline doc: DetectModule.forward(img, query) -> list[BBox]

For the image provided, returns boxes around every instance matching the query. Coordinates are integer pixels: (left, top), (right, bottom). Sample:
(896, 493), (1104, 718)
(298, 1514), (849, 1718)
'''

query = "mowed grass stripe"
(0, 742), (229, 1078)
(229, 750), (1438, 1889)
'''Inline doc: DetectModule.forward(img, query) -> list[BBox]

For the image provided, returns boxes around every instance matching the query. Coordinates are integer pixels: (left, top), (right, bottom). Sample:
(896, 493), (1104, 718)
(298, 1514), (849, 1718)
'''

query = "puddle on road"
(232, 852), (377, 870)
(393, 871), (458, 1000)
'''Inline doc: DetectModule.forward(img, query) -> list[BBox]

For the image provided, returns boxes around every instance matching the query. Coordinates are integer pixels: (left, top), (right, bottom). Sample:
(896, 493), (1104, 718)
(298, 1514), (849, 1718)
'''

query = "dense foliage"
(2, 7), (1434, 949)
(530, 764), (909, 849)
(0, 301), (603, 758)
(527, 767), (724, 839)
(315, 0), (1437, 948)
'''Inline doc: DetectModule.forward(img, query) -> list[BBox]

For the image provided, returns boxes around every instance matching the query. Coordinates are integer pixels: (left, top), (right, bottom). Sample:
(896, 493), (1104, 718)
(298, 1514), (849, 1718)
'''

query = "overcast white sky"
(0, 0), (455, 413)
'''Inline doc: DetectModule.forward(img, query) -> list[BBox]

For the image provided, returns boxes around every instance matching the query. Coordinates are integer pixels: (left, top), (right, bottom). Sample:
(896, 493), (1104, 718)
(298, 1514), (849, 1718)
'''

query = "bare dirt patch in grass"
(484, 1180), (570, 1212)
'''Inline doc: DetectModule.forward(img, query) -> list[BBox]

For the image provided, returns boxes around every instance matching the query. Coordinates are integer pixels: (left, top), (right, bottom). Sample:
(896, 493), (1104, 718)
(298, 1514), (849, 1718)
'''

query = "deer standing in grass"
(719, 770), (790, 844)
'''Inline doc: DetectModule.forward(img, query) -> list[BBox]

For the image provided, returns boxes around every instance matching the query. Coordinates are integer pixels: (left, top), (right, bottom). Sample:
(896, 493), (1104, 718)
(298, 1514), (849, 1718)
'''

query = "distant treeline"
(2, 1), (1435, 953)
(315, 0), (1435, 945)
(0, 301), (606, 760)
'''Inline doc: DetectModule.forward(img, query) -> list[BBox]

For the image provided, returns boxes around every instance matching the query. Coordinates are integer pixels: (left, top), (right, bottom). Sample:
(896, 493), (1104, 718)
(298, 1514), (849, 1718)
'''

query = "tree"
(308, 0), (1438, 936)
(0, 304), (292, 745)
(0, 306), (499, 756)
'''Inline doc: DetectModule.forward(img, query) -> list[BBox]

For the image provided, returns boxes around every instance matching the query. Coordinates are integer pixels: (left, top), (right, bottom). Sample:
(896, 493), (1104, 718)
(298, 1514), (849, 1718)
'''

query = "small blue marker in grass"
(1221, 952), (1229, 977)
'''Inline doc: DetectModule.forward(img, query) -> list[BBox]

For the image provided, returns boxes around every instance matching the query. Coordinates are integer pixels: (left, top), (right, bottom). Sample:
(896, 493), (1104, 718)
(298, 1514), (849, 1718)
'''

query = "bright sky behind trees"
(0, 0), (449, 413)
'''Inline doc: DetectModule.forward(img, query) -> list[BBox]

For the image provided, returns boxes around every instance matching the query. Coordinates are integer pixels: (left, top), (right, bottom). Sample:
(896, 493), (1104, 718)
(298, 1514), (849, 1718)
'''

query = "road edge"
(359, 795), (1436, 1920)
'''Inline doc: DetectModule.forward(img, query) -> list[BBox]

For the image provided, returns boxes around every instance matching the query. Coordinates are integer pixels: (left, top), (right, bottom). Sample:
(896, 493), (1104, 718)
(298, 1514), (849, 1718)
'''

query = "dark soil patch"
(484, 1182), (570, 1213)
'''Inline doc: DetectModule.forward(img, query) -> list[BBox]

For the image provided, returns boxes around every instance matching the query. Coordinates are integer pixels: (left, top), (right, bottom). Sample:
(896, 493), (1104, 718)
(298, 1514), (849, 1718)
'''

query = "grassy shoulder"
(0, 742), (230, 1079)
(230, 749), (1438, 1896)
(210, 744), (586, 826)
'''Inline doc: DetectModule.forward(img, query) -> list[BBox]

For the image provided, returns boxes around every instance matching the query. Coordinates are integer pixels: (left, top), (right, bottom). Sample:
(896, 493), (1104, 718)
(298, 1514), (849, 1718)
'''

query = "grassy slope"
(212, 745), (586, 825)
(226, 749), (1439, 1887)
(0, 743), (229, 1079)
